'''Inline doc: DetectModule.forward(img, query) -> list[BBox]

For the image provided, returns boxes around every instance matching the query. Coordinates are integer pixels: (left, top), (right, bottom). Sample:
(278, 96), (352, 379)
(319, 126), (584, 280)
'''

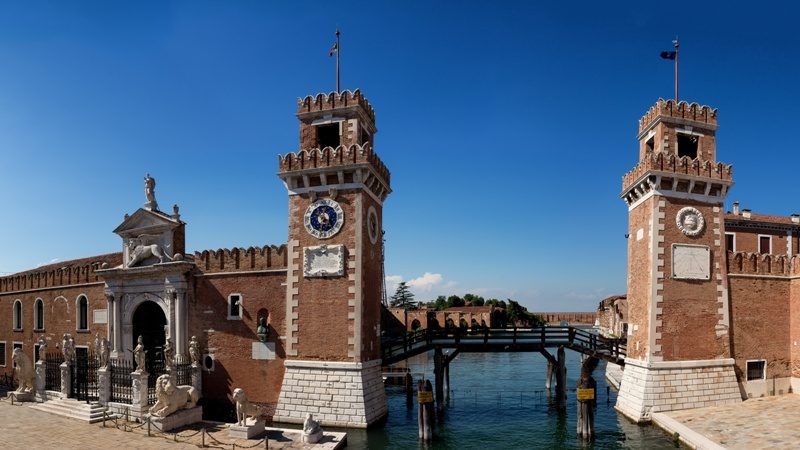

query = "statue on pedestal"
(149, 374), (200, 417)
(62, 333), (75, 365)
(144, 173), (158, 210)
(164, 338), (175, 368)
(303, 413), (323, 444)
(133, 335), (146, 372)
(37, 336), (47, 363)
(232, 388), (260, 426)
(188, 336), (200, 367)
(12, 348), (34, 393)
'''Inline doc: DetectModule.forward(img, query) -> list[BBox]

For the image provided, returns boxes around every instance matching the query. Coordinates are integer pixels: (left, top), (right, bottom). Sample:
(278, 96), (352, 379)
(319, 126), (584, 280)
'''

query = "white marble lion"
(232, 388), (260, 426)
(12, 348), (34, 393)
(149, 374), (200, 417)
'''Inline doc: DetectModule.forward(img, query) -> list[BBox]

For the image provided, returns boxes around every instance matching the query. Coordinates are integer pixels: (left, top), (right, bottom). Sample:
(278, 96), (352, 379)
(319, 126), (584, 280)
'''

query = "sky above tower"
(1, 1), (799, 311)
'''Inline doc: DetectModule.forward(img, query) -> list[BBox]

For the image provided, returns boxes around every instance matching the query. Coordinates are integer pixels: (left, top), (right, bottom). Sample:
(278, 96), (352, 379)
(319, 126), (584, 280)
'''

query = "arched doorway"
(132, 301), (167, 363)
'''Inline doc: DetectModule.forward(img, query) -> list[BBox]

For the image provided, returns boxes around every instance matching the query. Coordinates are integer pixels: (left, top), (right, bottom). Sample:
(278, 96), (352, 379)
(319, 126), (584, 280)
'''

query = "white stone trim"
(624, 357), (736, 370)
(12, 299), (23, 331)
(287, 182), (384, 206)
(757, 234), (773, 254)
(788, 230), (793, 256)
(725, 232), (736, 252)
(351, 194), (363, 359)
(0, 341), (6, 367)
(649, 199), (666, 360)
(284, 239), (300, 357)
(283, 359), (382, 370)
(713, 207), (731, 337)
(652, 413), (727, 450)
(227, 293), (243, 320)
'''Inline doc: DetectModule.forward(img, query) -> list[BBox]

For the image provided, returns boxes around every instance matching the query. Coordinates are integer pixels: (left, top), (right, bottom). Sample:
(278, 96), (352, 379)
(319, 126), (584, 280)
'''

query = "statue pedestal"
(98, 368), (111, 405)
(7, 391), (35, 402)
(147, 406), (203, 432)
(229, 419), (265, 439)
(302, 430), (323, 444)
(131, 370), (150, 408)
(35, 361), (46, 399)
(60, 363), (71, 397)
(191, 365), (202, 392)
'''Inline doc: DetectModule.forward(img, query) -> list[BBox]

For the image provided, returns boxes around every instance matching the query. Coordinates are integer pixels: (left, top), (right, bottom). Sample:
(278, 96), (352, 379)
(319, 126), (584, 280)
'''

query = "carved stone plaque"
(672, 244), (710, 280)
(303, 245), (345, 277)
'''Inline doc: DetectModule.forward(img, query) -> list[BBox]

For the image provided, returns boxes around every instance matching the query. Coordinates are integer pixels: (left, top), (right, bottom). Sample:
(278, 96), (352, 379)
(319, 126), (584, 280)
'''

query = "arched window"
(34, 298), (44, 330)
(12, 300), (22, 330)
(77, 296), (88, 331)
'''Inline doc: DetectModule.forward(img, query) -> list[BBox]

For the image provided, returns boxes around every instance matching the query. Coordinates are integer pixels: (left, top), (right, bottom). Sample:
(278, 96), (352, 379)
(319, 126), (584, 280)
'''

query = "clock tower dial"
(303, 198), (344, 239)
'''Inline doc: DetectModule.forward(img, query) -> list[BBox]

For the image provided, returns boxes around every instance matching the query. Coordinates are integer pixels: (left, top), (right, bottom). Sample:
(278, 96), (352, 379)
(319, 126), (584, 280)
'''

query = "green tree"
(390, 282), (416, 309)
(428, 295), (448, 311)
(463, 293), (485, 306)
(446, 295), (465, 308)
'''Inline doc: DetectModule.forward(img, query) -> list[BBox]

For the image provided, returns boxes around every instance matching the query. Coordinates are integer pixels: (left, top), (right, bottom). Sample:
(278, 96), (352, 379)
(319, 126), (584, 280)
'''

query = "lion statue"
(128, 234), (172, 267)
(12, 348), (34, 393)
(232, 388), (260, 426)
(149, 374), (200, 417)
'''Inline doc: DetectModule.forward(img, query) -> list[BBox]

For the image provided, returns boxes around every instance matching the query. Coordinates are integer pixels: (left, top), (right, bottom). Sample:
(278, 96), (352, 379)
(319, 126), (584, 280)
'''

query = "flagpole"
(674, 37), (679, 102)
(336, 29), (341, 93)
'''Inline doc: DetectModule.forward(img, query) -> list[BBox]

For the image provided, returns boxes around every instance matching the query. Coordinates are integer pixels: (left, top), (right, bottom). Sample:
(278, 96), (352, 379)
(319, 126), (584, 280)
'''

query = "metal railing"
(110, 358), (134, 404)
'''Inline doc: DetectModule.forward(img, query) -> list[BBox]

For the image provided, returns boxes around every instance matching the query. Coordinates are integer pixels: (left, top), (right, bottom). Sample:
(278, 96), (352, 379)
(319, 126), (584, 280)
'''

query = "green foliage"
(390, 282), (416, 309)
(463, 293), (485, 306)
(446, 295), (465, 308)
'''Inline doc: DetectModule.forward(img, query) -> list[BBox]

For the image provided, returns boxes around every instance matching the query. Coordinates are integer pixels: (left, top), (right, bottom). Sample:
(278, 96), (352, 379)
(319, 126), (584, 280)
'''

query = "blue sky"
(1, 1), (799, 311)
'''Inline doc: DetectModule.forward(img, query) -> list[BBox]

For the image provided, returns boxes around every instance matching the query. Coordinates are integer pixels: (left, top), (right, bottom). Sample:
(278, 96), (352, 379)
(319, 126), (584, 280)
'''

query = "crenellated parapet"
(278, 143), (391, 202)
(726, 251), (800, 276)
(622, 151), (733, 191)
(193, 244), (287, 273)
(0, 253), (122, 293)
(297, 89), (375, 125)
(639, 98), (718, 133)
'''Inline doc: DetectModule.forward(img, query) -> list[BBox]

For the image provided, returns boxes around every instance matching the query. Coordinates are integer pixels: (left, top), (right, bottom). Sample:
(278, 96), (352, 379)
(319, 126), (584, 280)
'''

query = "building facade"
(0, 89), (389, 428)
(616, 99), (800, 422)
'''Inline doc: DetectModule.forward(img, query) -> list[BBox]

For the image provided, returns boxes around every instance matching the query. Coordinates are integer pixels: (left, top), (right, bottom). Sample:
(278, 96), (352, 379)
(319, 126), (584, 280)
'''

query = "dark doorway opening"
(677, 133), (698, 159)
(132, 301), (167, 364)
(316, 123), (340, 149)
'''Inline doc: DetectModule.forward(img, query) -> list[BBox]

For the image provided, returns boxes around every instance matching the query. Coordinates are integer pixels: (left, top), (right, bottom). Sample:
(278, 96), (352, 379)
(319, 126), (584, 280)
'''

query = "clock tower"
(615, 99), (742, 422)
(273, 90), (391, 428)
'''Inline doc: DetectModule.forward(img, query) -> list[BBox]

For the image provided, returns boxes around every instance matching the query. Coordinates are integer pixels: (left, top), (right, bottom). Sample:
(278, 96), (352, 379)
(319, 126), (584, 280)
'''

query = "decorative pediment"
(113, 208), (180, 238)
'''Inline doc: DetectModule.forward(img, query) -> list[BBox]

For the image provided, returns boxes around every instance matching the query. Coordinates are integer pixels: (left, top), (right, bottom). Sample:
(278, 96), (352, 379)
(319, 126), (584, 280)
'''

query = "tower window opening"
(317, 123), (340, 149)
(677, 133), (698, 159)
(646, 137), (655, 153)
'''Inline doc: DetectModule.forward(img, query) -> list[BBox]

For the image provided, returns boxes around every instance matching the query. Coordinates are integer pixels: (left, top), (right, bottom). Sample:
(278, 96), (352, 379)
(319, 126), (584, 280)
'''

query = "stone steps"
(29, 398), (113, 423)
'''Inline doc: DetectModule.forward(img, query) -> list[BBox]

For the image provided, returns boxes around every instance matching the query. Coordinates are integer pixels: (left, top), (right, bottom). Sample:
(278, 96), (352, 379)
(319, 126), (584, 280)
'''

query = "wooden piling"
(555, 345), (567, 410)
(576, 356), (599, 440)
(418, 380), (434, 440)
(445, 359), (450, 401)
(545, 360), (554, 390)
(434, 347), (444, 410)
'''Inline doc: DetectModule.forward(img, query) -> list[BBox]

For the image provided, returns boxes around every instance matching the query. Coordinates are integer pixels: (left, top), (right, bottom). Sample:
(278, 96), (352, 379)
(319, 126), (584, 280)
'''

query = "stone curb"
(652, 412), (727, 450)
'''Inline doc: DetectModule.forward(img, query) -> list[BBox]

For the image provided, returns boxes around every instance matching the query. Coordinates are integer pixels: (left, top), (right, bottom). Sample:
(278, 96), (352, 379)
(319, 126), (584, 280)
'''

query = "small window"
(228, 294), (242, 320)
(747, 360), (766, 381)
(725, 233), (736, 252)
(677, 133), (698, 159)
(646, 136), (655, 153)
(13, 300), (22, 330)
(317, 123), (340, 149)
(0, 342), (6, 367)
(35, 298), (44, 331)
(77, 295), (89, 331)
(759, 235), (772, 254)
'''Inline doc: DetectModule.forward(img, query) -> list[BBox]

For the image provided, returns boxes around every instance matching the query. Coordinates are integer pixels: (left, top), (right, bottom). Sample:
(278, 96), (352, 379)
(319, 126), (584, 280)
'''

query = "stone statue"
(302, 413), (323, 444)
(99, 337), (111, 369)
(163, 338), (175, 367)
(12, 348), (35, 393)
(149, 374), (200, 417)
(37, 336), (47, 363)
(144, 173), (158, 210)
(62, 333), (75, 365)
(127, 233), (172, 267)
(256, 316), (269, 343)
(232, 388), (260, 426)
(93, 333), (101, 357)
(188, 336), (200, 367)
(133, 335), (146, 372)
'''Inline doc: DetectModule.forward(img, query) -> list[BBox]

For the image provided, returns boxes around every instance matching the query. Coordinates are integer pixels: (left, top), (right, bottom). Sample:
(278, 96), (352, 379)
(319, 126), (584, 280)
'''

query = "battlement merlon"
(277, 143), (392, 203)
(637, 98), (718, 139)
(297, 89), (376, 131)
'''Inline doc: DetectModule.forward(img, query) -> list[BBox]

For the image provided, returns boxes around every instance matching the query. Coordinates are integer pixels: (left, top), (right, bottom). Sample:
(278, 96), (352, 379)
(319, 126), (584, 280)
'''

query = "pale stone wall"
(273, 359), (387, 428)
(616, 358), (741, 423)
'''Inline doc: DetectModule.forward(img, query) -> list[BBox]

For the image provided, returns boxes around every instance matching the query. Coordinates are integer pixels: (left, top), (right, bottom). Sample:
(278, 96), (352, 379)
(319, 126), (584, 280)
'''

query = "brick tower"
(615, 99), (742, 422)
(273, 90), (390, 428)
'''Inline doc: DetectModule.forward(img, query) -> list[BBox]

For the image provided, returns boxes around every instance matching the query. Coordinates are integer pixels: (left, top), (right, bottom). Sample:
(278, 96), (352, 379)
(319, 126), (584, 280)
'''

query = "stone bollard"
(35, 360), (46, 399)
(132, 370), (150, 408)
(98, 368), (111, 405)
(191, 365), (202, 393)
(60, 362), (71, 398)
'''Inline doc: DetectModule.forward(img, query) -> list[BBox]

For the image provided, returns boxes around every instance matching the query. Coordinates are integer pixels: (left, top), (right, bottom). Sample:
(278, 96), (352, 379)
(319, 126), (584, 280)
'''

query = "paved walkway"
(655, 394), (800, 449)
(0, 396), (345, 450)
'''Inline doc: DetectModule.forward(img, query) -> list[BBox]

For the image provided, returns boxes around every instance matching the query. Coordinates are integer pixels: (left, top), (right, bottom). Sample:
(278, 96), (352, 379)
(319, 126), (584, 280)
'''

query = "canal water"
(343, 350), (677, 449)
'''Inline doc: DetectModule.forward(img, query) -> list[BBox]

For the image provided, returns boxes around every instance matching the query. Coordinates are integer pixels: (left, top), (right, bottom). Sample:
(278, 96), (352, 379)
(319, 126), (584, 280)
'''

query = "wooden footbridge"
(381, 326), (626, 409)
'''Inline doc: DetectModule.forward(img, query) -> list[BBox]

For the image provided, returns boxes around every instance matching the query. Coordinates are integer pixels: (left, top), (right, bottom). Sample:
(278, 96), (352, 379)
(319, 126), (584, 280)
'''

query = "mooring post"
(417, 380), (434, 440)
(545, 360), (554, 390)
(576, 356), (599, 440)
(405, 372), (413, 407)
(445, 360), (451, 401)
(555, 345), (567, 410)
(434, 347), (444, 410)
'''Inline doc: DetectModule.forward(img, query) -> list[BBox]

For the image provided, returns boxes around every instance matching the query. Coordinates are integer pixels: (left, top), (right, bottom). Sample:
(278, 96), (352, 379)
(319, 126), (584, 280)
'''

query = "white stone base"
(273, 359), (387, 428)
(615, 357), (742, 423)
(147, 406), (203, 432)
(229, 419), (265, 439)
(302, 430), (323, 444)
(7, 391), (35, 402)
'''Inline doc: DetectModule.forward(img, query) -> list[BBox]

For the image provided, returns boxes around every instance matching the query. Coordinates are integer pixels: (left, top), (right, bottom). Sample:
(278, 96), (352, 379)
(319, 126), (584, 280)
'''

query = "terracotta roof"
(724, 212), (800, 226)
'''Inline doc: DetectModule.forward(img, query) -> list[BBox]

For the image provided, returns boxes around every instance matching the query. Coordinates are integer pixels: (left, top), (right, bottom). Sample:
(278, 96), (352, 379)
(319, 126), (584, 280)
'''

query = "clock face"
(367, 206), (379, 245)
(304, 199), (344, 239)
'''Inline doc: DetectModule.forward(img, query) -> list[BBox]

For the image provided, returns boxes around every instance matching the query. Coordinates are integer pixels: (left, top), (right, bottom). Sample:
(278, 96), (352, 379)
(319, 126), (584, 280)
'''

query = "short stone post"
(35, 360), (46, 399)
(132, 370), (150, 409)
(417, 380), (434, 441)
(60, 362), (71, 398)
(98, 367), (111, 405)
(191, 365), (202, 393)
